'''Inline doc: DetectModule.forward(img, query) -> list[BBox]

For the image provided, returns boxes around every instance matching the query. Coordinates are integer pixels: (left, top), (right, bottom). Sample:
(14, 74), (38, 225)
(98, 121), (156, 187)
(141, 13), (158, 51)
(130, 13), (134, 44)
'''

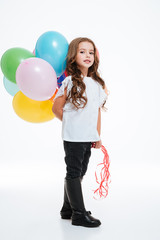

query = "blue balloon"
(57, 70), (68, 88)
(35, 31), (69, 76)
(3, 76), (19, 96)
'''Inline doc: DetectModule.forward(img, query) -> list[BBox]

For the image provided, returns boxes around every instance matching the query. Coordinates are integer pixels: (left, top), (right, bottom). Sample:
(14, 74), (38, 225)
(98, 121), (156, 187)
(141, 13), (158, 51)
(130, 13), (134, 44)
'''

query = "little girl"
(52, 37), (108, 228)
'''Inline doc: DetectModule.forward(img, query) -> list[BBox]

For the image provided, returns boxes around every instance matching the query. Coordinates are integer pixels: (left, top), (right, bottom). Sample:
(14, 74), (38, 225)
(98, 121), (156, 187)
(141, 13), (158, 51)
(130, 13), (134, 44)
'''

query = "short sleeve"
(54, 76), (73, 100)
(99, 85), (108, 107)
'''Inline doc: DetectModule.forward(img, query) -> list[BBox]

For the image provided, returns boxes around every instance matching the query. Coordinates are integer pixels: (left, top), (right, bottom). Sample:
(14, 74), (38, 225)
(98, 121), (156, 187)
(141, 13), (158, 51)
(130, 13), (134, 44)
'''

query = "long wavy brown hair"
(66, 37), (106, 109)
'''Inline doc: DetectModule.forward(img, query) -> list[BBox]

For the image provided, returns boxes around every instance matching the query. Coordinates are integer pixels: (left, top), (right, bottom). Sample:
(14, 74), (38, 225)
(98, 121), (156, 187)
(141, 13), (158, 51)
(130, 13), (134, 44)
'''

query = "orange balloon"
(49, 88), (58, 103)
(12, 91), (55, 123)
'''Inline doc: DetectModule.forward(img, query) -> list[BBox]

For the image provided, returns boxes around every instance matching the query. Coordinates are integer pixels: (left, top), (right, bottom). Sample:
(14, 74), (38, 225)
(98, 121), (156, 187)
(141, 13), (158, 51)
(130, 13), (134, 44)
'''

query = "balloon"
(57, 69), (68, 88)
(49, 88), (58, 102)
(3, 76), (19, 96)
(32, 48), (35, 55)
(35, 31), (68, 76)
(12, 91), (55, 123)
(16, 57), (57, 101)
(1, 48), (34, 83)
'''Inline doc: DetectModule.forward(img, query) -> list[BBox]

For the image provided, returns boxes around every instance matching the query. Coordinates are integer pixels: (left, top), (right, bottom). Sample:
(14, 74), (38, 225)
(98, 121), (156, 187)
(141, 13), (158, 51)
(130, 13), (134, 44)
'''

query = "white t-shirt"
(55, 76), (107, 142)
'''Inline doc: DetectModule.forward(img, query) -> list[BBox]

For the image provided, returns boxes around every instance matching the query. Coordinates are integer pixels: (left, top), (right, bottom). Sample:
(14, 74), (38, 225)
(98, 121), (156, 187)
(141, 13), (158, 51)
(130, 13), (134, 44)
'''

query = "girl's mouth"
(84, 60), (91, 64)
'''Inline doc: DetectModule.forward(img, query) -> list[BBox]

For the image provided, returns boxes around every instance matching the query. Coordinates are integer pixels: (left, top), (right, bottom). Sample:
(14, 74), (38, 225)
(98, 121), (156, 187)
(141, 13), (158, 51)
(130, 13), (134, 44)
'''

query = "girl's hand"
(52, 88), (67, 121)
(93, 140), (102, 149)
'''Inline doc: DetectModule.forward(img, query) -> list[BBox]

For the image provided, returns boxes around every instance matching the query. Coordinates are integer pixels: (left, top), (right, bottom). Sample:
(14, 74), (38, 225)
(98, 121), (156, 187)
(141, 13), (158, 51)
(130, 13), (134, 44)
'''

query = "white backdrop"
(0, 0), (160, 240)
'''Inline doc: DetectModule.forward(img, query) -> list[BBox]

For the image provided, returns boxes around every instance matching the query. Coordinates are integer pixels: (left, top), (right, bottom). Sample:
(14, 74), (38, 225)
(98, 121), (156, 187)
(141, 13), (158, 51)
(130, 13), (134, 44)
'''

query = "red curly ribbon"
(93, 145), (111, 199)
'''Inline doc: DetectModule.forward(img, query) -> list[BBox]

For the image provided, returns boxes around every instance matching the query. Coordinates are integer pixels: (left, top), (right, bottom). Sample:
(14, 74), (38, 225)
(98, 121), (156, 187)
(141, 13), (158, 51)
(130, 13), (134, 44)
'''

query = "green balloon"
(1, 48), (34, 83)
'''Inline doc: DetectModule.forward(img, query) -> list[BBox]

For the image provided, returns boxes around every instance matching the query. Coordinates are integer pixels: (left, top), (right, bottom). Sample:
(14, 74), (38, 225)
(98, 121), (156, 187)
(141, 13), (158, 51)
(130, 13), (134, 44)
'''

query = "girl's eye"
(79, 51), (94, 54)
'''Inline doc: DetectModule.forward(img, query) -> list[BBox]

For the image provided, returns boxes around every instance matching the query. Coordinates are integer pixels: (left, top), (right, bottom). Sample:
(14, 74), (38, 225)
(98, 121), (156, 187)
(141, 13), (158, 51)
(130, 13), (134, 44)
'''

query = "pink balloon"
(16, 57), (57, 101)
(32, 49), (35, 55)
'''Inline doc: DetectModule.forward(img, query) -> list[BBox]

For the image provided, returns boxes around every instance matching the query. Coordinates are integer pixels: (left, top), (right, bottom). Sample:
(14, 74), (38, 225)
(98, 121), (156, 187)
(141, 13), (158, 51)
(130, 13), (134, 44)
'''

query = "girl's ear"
(71, 58), (76, 64)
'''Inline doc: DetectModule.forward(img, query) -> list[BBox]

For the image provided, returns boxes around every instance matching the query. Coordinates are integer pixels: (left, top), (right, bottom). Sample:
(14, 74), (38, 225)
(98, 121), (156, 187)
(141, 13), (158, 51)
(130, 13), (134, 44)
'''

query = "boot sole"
(72, 222), (101, 228)
(61, 216), (72, 219)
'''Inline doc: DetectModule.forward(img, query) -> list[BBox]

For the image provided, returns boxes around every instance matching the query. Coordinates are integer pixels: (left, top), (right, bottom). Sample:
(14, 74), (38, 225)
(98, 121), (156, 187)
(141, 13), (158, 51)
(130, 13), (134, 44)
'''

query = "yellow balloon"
(12, 91), (55, 123)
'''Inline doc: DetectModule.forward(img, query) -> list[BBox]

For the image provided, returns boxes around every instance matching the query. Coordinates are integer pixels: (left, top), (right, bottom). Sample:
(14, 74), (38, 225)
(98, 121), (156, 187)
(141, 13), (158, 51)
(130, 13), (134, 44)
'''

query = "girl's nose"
(86, 52), (90, 58)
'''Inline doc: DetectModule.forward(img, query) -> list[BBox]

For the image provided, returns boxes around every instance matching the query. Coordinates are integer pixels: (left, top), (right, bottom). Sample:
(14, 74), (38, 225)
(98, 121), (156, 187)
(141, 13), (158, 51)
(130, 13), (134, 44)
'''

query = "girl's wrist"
(92, 140), (102, 149)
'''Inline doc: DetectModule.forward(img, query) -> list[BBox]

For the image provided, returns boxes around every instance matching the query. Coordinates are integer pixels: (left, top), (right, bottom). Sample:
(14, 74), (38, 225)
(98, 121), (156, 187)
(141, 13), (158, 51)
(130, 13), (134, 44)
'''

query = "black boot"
(60, 185), (72, 219)
(65, 177), (101, 227)
(60, 177), (84, 219)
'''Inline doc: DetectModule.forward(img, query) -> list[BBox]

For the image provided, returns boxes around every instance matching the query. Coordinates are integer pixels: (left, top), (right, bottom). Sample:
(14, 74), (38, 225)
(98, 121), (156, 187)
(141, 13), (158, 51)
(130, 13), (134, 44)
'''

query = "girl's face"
(75, 41), (94, 76)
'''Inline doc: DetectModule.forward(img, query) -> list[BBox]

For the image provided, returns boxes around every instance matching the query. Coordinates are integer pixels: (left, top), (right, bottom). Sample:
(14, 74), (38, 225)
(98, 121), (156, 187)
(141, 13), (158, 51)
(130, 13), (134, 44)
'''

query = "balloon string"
(93, 145), (111, 200)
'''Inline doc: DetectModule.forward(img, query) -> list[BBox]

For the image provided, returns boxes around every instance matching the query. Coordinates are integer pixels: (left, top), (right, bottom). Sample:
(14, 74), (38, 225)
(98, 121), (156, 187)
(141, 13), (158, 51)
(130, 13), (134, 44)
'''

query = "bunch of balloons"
(1, 31), (69, 123)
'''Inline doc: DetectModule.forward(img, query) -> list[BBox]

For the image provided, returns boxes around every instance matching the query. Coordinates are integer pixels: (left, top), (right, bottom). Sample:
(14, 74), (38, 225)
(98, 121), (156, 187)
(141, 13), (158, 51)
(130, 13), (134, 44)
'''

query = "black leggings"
(63, 141), (92, 179)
